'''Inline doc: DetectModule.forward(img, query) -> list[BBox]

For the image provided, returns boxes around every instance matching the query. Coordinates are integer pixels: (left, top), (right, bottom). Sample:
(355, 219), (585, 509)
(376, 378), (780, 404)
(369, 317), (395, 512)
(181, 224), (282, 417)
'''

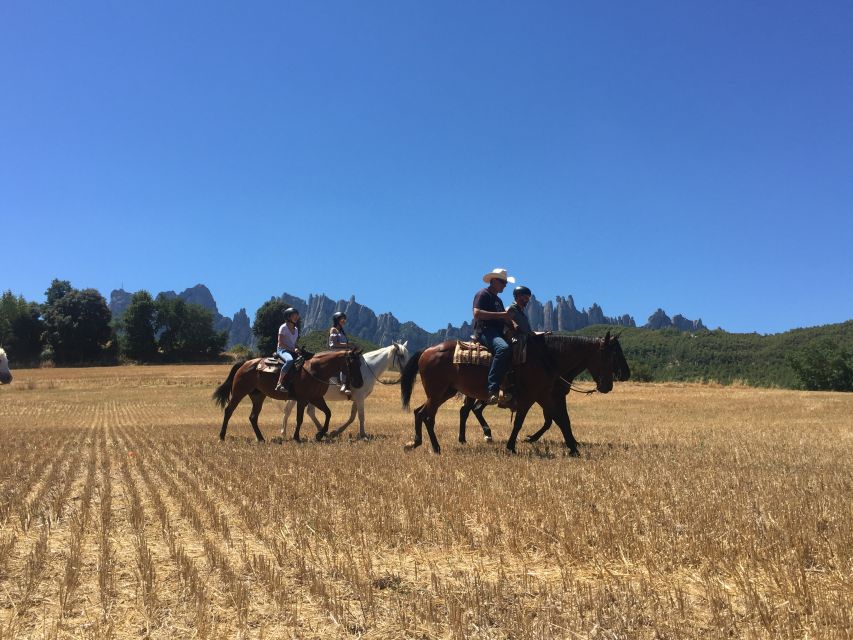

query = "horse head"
(0, 348), (11, 385)
(346, 348), (365, 389)
(392, 340), (410, 371)
(587, 332), (630, 393)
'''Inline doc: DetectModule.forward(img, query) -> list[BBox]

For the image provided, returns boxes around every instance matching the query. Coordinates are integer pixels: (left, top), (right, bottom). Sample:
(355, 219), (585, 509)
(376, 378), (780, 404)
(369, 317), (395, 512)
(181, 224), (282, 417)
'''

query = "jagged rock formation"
(644, 308), (707, 331)
(112, 284), (707, 352)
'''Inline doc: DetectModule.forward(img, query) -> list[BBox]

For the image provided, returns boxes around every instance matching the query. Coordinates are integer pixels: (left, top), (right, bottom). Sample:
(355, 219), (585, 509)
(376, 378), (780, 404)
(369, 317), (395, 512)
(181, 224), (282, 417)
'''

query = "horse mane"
(542, 334), (600, 355)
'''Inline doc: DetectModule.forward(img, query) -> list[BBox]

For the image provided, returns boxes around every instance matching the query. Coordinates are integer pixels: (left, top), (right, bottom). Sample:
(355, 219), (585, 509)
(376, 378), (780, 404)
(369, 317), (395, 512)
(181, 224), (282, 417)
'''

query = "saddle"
(255, 350), (312, 374)
(452, 335), (528, 367)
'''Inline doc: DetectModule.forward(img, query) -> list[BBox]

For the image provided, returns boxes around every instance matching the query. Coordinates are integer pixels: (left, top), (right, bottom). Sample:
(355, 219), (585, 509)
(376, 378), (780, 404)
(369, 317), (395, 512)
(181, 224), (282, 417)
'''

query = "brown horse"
(459, 338), (628, 444)
(213, 349), (364, 443)
(400, 333), (629, 455)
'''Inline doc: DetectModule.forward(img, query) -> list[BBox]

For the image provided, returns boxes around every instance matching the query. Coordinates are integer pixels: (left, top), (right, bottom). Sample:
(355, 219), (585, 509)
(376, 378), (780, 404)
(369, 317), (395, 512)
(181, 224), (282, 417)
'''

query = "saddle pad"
(453, 340), (492, 367)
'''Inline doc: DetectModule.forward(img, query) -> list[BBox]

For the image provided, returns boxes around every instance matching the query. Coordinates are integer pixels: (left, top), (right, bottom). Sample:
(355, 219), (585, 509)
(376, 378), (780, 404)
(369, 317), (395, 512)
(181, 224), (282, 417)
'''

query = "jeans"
(276, 348), (294, 376)
(478, 329), (511, 394)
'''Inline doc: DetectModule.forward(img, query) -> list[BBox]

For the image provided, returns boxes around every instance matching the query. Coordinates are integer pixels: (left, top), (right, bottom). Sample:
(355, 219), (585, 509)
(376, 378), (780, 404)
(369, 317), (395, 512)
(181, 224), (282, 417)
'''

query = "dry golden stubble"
(0, 366), (850, 638)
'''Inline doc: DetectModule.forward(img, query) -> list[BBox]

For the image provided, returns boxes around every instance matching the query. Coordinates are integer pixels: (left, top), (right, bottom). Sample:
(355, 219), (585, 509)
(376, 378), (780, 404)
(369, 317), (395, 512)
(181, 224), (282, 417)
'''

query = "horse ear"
(603, 331), (611, 346)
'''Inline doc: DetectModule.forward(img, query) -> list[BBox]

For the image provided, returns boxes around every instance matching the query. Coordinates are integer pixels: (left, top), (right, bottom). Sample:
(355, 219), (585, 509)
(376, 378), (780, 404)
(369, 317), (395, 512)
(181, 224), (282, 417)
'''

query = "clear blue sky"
(2, 1), (852, 334)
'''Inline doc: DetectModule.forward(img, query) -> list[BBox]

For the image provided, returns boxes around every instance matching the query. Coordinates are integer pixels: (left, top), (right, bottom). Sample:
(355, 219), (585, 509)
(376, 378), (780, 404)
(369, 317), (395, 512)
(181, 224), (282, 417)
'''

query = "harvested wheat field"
(0, 365), (851, 639)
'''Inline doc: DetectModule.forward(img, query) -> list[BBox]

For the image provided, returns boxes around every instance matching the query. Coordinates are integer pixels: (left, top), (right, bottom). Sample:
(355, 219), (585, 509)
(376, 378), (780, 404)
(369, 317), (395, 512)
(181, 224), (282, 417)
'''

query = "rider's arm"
(473, 308), (510, 321)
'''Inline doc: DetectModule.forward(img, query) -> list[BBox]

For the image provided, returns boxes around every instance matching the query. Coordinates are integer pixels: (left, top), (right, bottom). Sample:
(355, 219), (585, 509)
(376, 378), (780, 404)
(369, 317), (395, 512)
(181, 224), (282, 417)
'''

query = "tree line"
(2, 282), (851, 391)
(1, 280), (226, 365)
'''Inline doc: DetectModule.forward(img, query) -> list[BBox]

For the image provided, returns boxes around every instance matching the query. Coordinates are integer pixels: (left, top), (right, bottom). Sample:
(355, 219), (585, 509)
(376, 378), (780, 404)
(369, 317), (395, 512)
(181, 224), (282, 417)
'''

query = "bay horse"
(282, 341), (410, 440)
(0, 348), (11, 384)
(458, 359), (607, 444)
(213, 349), (364, 443)
(400, 333), (629, 454)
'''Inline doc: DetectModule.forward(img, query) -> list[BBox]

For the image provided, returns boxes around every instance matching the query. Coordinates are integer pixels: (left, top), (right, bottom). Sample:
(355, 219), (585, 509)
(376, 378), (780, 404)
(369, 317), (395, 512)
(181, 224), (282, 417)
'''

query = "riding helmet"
(513, 286), (532, 298)
(332, 311), (347, 325)
(283, 307), (299, 320)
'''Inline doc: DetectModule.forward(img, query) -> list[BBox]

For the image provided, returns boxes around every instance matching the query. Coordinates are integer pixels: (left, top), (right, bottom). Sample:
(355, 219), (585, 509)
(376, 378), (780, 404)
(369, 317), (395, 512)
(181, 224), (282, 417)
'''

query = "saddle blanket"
(453, 341), (492, 367)
(452, 336), (528, 367)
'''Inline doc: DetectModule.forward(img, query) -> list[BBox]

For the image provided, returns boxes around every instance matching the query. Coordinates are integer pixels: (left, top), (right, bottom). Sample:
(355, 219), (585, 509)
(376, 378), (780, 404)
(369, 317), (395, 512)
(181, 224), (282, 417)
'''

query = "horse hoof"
(403, 441), (420, 451)
(458, 438), (466, 444)
(315, 432), (327, 442)
(293, 436), (303, 444)
(569, 448), (580, 458)
(506, 445), (517, 454)
(484, 435), (493, 443)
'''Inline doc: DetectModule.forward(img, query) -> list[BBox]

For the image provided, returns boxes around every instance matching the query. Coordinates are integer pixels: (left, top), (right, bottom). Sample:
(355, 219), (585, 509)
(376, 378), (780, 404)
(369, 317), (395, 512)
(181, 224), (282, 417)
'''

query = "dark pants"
(478, 329), (511, 394)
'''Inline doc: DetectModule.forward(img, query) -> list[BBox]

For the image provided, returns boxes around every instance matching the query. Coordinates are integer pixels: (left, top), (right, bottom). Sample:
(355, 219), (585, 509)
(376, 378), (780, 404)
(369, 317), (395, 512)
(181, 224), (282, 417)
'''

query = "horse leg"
(404, 403), (426, 450)
(459, 396), (474, 443)
(423, 388), (457, 454)
(506, 403), (532, 453)
(293, 402), (306, 442)
(551, 402), (579, 456)
(281, 399), (295, 439)
(312, 398), (332, 441)
(525, 411), (553, 443)
(307, 404), (324, 430)
(248, 391), (266, 443)
(330, 402), (358, 438)
(355, 401), (367, 439)
(472, 401), (493, 442)
(219, 388), (249, 441)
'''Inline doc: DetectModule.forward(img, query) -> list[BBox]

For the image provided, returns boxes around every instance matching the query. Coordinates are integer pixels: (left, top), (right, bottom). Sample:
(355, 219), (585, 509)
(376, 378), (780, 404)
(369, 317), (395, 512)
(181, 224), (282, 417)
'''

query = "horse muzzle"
(595, 378), (613, 394)
(0, 373), (11, 385)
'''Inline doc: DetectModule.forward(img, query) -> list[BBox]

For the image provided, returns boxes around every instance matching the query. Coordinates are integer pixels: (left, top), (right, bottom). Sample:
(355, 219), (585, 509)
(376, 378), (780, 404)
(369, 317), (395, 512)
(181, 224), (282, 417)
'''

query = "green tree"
(252, 299), (289, 356)
(0, 291), (45, 363)
(787, 339), (853, 392)
(44, 279), (73, 308)
(43, 288), (113, 363)
(120, 291), (158, 362)
(155, 296), (226, 361)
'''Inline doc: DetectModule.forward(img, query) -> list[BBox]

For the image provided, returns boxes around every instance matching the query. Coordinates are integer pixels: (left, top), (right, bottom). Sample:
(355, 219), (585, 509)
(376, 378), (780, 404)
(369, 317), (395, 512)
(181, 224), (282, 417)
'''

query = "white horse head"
(0, 348), (11, 384)
(390, 340), (410, 371)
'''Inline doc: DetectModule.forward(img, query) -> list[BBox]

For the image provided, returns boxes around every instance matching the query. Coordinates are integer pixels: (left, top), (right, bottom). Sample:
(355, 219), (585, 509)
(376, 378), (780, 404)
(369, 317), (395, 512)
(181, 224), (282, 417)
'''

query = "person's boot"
(275, 372), (288, 393)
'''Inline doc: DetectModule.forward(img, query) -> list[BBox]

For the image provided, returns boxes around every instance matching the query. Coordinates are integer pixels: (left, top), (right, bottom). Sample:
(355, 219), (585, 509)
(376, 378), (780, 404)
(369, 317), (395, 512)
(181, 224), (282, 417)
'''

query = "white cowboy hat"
(482, 268), (516, 284)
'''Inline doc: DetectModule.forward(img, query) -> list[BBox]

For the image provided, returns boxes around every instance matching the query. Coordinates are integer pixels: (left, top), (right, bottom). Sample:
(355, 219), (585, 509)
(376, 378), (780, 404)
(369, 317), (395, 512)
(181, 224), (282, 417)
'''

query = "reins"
(560, 376), (598, 395)
(363, 347), (404, 385)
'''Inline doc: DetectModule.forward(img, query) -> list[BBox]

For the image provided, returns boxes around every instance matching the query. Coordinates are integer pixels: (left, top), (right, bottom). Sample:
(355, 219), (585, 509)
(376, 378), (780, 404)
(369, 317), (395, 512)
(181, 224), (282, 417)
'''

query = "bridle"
(301, 350), (362, 387)
(364, 343), (405, 385)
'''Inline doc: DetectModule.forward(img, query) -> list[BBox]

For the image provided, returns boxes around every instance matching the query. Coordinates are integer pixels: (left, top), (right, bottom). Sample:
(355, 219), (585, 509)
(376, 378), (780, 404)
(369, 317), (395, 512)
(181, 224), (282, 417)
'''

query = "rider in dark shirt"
(507, 286), (533, 335)
(473, 268), (515, 405)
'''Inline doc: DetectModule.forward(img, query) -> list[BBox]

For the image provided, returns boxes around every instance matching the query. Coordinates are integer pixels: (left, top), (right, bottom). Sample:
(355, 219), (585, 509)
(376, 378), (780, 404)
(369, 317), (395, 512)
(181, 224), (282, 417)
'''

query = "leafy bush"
(787, 339), (853, 391)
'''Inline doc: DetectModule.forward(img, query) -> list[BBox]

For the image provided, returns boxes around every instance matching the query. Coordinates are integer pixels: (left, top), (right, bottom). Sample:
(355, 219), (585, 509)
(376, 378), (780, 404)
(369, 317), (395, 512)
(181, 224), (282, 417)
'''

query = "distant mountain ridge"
(109, 285), (706, 351)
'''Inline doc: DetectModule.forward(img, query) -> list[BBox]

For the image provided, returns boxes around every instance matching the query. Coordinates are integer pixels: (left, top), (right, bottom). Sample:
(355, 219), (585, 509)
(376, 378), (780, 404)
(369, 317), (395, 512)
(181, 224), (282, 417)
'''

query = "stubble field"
(0, 364), (851, 639)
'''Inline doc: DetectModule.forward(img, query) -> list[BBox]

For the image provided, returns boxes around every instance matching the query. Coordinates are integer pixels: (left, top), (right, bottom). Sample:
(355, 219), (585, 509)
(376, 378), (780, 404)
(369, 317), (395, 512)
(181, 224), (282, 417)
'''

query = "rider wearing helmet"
(275, 307), (301, 393)
(329, 311), (353, 398)
(507, 286), (533, 335)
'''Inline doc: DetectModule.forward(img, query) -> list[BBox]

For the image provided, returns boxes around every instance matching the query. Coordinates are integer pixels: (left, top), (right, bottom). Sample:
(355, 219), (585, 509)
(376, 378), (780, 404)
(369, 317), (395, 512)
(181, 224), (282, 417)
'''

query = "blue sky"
(2, 1), (851, 334)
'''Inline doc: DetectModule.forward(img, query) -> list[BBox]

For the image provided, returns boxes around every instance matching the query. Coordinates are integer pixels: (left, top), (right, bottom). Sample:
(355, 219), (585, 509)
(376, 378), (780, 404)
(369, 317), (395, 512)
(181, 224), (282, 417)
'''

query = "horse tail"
(400, 349), (424, 410)
(212, 360), (246, 408)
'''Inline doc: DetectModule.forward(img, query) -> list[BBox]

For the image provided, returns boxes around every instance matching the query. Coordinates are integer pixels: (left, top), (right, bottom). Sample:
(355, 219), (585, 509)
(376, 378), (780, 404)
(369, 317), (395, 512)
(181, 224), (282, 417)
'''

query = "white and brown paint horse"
(282, 341), (409, 440)
(0, 348), (11, 384)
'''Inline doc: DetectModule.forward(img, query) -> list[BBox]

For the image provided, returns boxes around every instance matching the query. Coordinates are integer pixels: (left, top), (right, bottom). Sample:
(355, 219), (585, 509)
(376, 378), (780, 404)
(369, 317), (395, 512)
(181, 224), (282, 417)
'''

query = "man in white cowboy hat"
(472, 268), (515, 405)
